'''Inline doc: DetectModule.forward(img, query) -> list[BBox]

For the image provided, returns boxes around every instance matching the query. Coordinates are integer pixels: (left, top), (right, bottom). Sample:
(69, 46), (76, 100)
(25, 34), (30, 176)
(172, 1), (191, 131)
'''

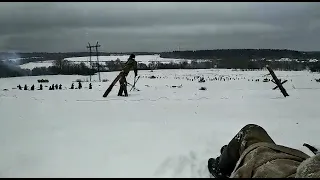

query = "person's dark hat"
(129, 54), (135, 59)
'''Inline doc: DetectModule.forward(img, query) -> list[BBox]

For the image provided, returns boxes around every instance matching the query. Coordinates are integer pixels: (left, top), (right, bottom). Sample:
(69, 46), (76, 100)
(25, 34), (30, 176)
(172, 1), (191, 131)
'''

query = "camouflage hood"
(230, 142), (320, 178)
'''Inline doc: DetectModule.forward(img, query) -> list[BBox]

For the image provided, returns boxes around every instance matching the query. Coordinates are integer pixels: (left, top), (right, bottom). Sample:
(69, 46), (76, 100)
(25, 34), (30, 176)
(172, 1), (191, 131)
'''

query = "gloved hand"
(208, 157), (228, 178)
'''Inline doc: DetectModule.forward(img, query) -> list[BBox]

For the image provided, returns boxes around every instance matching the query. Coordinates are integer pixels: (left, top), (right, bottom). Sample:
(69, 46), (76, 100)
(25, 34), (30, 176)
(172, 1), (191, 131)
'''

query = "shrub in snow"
(37, 79), (49, 83)
(171, 84), (183, 88)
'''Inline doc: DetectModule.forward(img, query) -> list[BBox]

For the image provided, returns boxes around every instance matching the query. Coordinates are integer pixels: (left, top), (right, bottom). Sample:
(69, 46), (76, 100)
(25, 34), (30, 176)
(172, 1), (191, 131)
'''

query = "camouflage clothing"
(122, 56), (138, 76)
(215, 124), (320, 178)
(118, 55), (138, 96)
(118, 71), (128, 97)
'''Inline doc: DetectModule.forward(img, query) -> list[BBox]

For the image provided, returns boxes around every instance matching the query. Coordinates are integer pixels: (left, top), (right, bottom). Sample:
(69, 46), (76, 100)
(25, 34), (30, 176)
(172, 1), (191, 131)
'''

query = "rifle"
(303, 143), (319, 155)
(130, 76), (140, 92)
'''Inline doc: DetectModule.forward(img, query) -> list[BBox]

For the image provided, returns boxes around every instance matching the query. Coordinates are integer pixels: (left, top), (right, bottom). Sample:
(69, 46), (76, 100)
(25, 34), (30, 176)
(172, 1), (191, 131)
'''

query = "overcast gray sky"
(0, 2), (320, 52)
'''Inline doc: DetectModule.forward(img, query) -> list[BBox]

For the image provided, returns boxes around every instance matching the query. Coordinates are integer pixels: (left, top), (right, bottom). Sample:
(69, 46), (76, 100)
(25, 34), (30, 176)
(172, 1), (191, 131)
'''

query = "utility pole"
(86, 41), (101, 82)
(95, 41), (101, 82)
(86, 42), (93, 82)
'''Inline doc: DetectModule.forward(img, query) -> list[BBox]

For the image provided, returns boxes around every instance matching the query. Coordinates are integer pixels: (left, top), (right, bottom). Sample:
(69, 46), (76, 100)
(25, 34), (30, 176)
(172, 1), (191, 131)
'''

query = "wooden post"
(95, 41), (101, 82)
(86, 43), (93, 82)
(266, 65), (289, 97)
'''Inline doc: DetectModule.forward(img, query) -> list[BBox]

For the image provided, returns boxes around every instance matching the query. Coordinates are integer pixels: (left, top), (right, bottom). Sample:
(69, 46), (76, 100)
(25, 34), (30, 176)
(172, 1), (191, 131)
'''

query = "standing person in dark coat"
(78, 82), (82, 89)
(118, 54), (138, 97)
(24, 84), (28, 90)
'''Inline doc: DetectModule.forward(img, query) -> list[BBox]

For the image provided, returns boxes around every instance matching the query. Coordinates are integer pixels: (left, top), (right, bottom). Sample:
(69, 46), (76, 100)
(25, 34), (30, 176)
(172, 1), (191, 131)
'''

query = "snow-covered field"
(0, 69), (319, 178)
(19, 60), (55, 69)
(17, 54), (200, 70)
(65, 54), (197, 64)
(17, 54), (317, 70)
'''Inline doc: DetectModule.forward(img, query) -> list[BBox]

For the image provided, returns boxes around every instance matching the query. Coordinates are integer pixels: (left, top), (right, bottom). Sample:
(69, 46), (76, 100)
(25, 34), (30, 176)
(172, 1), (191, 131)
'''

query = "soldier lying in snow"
(208, 124), (320, 178)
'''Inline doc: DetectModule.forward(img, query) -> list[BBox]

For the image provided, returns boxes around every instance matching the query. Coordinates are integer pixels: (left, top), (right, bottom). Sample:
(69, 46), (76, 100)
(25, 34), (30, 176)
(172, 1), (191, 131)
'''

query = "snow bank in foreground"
(0, 69), (319, 177)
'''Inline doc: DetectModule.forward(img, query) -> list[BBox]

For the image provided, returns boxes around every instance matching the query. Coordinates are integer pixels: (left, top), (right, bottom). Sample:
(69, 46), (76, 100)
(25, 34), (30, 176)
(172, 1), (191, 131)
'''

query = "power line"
(86, 41), (101, 82)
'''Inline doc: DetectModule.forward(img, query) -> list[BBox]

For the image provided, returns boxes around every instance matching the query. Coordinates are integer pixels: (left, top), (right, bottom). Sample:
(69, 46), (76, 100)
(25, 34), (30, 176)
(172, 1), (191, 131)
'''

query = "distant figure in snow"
(118, 54), (138, 97)
(89, 83), (92, 89)
(55, 84), (58, 90)
(39, 84), (43, 90)
(199, 77), (205, 83)
(17, 84), (22, 90)
(24, 84), (28, 90)
(30, 85), (35, 91)
(78, 82), (82, 89)
(70, 83), (74, 89)
(59, 84), (62, 90)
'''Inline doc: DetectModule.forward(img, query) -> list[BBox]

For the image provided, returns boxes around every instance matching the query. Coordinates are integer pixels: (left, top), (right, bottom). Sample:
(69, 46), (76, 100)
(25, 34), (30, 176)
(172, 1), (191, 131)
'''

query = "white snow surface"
(0, 69), (319, 178)
(19, 60), (55, 69)
(65, 54), (202, 64)
(18, 55), (205, 70)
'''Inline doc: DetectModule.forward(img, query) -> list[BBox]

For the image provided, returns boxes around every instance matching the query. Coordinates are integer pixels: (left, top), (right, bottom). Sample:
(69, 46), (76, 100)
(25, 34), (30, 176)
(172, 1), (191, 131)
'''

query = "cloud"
(0, 2), (319, 52)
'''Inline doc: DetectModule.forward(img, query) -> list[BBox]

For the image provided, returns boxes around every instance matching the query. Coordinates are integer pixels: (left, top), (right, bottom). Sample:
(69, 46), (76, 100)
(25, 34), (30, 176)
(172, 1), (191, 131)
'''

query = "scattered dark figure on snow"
(30, 85), (35, 91)
(55, 84), (58, 90)
(208, 124), (320, 178)
(78, 82), (82, 89)
(17, 84), (22, 90)
(118, 54), (138, 97)
(59, 84), (62, 90)
(39, 84), (43, 90)
(89, 83), (92, 89)
(199, 77), (205, 83)
(24, 84), (28, 90)
(70, 83), (74, 89)
(263, 78), (269, 82)
(199, 87), (207, 91)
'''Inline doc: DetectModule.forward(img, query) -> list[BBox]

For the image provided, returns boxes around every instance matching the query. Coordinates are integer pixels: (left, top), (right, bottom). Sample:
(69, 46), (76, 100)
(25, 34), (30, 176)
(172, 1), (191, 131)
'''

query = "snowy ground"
(0, 69), (319, 178)
(18, 54), (200, 70)
(65, 54), (198, 64)
(19, 60), (55, 69)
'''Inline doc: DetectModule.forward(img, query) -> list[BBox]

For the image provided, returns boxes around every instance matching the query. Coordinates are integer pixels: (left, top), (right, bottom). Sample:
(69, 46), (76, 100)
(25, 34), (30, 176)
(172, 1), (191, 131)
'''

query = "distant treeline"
(2, 49), (320, 65)
(106, 58), (320, 72)
(1, 49), (320, 78)
(159, 49), (320, 60)
(0, 52), (159, 65)
(0, 59), (97, 78)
